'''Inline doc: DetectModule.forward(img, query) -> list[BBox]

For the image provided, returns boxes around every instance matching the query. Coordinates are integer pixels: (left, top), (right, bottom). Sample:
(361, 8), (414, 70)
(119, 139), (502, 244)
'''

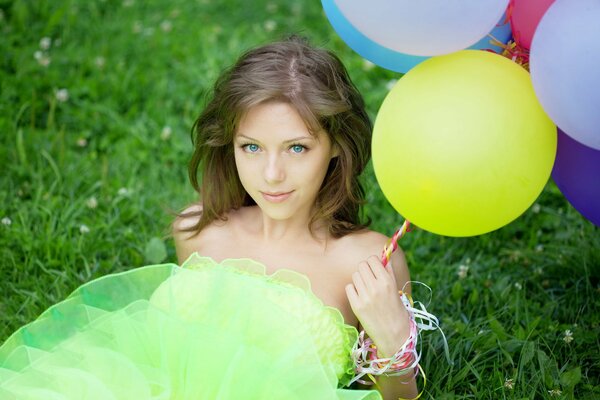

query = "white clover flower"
(264, 20), (277, 32)
(457, 264), (469, 279)
(36, 53), (51, 67)
(94, 56), (105, 69)
(563, 329), (573, 344)
(118, 187), (130, 196)
(161, 126), (172, 140)
(514, 282), (522, 290)
(40, 37), (52, 50)
(132, 21), (143, 34)
(534, 267), (544, 275)
(504, 378), (514, 390)
(55, 88), (69, 102)
(86, 196), (98, 209)
(1, 217), (11, 226)
(532, 203), (541, 213)
(76, 138), (88, 147)
(80, 224), (90, 234)
(535, 244), (544, 252)
(160, 20), (172, 33)
(548, 389), (562, 397)
(385, 79), (398, 91)
(40, 57), (51, 67)
(266, 3), (278, 12)
(123, 0), (134, 7)
(362, 59), (375, 71)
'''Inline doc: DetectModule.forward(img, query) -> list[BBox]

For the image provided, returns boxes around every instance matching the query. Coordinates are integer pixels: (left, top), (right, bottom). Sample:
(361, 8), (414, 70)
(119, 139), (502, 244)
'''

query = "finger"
(352, 271), (368, 297)
(367, 255), (388, 281)
(358, 262), (377, 291)
(386, 258), (397, 285)
(345, 283), (359, 306)
(378, 251), (398, 282)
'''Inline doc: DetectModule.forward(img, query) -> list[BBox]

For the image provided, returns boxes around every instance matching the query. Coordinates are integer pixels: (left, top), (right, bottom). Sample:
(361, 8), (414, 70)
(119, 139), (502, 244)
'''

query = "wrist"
(349, 317), (419, 386)
(375, 310), (412, 357)
(376, 333), (409, 358)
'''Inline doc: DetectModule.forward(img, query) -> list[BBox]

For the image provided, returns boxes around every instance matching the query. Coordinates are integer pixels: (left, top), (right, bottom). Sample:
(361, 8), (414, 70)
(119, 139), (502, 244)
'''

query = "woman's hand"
(345, 255), (411, 357)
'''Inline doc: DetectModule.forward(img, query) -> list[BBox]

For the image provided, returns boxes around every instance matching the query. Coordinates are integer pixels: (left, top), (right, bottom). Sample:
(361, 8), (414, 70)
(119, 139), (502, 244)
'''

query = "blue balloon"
(322, 0), (512, 73)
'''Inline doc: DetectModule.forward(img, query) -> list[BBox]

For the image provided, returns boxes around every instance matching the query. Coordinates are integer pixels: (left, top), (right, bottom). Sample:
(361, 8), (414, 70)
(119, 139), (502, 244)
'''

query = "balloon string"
(501, 0), (530, 70)
(380, 220), (411, 268)
(485, 35), (530, 71)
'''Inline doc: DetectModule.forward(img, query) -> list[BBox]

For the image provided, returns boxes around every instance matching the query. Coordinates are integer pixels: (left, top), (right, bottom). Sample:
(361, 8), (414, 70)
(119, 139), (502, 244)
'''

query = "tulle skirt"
(0, 254), (381, 399)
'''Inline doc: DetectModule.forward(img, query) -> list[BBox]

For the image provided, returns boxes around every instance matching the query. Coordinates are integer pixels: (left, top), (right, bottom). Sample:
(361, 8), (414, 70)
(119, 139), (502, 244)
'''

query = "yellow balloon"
(372, 50), (556, 236)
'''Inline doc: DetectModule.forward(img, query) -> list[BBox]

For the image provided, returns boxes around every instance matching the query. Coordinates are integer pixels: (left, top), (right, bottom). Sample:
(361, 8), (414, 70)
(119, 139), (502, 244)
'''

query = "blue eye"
(290, 144), (306, 154)
(243, 144), (260, 153)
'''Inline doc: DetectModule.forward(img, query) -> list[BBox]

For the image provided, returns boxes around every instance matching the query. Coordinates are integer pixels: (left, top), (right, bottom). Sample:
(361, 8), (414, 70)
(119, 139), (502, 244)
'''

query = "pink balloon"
(510, 0), (554, 49)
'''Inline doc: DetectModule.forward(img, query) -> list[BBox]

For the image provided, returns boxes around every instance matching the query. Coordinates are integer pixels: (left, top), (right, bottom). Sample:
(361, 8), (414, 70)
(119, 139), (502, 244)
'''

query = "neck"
(252, 207), (329, 248)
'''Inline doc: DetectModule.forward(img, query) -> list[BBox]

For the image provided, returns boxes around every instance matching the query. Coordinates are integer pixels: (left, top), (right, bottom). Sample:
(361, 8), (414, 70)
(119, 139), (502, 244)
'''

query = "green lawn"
(1, 0), (599, 398)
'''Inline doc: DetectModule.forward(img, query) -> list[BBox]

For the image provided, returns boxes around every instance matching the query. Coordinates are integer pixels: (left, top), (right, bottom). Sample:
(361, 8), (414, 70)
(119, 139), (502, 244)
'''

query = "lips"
(262, 191), (292, 196)
(261, 190), (293, 203)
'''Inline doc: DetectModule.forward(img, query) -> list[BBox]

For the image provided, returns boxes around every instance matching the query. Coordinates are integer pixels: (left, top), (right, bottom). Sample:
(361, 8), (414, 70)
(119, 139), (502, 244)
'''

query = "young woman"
(174, 36), (418, 399)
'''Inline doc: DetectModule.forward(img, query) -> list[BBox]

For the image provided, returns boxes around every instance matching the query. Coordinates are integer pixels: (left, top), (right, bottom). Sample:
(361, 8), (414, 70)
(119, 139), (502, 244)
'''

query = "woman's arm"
(366, 251), (419, 399)
(347, 241), (419, 399)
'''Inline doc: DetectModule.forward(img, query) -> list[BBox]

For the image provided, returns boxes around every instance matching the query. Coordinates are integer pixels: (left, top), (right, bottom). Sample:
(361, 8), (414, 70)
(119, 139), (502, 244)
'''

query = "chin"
(259, 206), (296, 221)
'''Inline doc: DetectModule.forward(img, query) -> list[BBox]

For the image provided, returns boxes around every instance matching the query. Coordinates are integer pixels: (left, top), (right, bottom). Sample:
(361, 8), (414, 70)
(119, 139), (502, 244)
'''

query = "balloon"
(322, 0), (512, 73)
(322, 0), (426, 73)
(372, 50), (556, 237)
(529, 0), (600, 150)
(333, 0), (509, 56)
(552, 129), (600, 226)
(509, 0), (554, 50)
(469, 13), (512, 54)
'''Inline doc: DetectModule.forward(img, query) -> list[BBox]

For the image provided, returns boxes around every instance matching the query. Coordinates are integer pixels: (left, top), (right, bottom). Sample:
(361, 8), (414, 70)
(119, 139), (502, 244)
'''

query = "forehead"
(236, 101), (323, 140)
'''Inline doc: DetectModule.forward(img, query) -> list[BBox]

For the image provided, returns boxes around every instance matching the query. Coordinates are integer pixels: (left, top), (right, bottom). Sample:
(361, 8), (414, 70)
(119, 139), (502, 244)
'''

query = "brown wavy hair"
(181, 35), (372, 239)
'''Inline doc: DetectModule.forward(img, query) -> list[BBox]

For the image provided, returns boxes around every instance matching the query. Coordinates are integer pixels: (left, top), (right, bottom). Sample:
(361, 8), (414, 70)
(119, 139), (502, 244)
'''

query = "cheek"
(234, 154), (252, 183)
(304, 157), (333, 186)
(234, 151), (251, 170)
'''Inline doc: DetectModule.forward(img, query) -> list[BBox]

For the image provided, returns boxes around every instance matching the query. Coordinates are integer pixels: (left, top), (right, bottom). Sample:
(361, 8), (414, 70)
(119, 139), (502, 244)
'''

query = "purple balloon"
(552, 130), (600, 226)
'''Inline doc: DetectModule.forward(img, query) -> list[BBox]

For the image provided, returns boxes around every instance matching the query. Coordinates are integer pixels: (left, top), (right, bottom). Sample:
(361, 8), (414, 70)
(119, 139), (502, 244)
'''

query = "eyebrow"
(236, 134), (315, 144)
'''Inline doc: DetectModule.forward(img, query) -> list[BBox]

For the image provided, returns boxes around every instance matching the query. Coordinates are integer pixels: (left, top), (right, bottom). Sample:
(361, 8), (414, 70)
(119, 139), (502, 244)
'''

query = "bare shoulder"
(172, 204), (245, 264)
(172, 203), (204, 242)
(340, 229), (411, 293)
(173, 203), (203, 232)
(172, 203), (205, 264)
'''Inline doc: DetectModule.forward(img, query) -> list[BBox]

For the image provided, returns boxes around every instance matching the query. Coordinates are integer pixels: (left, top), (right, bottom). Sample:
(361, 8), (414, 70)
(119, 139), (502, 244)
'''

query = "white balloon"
(334, 0), (509, 56)
(530, 0), (600, 150)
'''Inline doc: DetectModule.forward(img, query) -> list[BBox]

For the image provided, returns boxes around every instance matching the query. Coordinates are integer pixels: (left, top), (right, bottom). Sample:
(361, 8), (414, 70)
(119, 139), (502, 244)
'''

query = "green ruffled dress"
(0, 254), (381, 399)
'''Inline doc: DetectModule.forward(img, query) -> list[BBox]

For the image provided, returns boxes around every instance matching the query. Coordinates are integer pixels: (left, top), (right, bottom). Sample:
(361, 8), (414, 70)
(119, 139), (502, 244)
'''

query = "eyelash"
(239, 143), (309, 154)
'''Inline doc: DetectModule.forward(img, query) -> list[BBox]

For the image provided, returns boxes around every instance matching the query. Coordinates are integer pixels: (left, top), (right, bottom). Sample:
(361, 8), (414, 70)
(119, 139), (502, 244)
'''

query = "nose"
(263, 154), (285, 184)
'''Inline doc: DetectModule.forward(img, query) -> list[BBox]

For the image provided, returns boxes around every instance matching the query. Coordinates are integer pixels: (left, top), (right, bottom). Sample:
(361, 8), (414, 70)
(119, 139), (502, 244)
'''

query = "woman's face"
(234, 101), (338, 222)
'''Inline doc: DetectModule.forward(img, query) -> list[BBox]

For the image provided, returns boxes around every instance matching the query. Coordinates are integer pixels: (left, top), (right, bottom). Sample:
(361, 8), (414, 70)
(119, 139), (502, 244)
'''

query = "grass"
(1, 0), (599, 398)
